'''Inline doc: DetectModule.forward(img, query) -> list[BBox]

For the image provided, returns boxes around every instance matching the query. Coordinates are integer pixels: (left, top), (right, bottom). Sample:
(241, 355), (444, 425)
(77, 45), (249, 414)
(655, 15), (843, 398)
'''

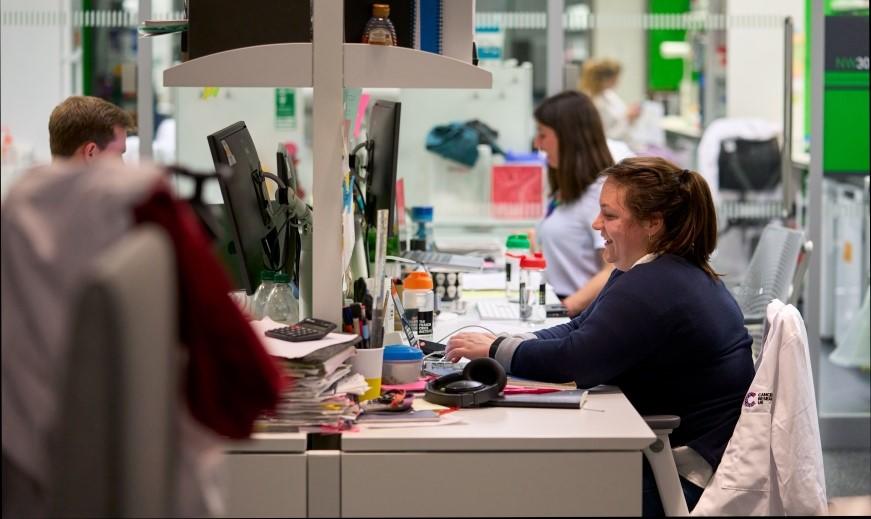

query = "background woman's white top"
(536, 140), (633, 297)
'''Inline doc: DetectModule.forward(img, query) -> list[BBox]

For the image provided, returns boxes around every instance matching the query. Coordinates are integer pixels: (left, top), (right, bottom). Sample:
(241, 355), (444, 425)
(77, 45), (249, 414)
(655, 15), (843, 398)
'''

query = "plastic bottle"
(362, 3), (397, 46)
(504, 234), (530, 302)
(519, 254), (547, 323)
(410, 206), (434, 251)
(265, 272), (298, 324)
(251, 270), (276, 320)
(402, 270), (434, 341)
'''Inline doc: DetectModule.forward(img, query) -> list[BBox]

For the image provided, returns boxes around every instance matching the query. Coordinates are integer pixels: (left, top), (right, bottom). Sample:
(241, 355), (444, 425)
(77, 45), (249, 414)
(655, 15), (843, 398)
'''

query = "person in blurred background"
(48, 95), (133, 163)
(580, 58), (641, 145)
(531, 90), (632, 315)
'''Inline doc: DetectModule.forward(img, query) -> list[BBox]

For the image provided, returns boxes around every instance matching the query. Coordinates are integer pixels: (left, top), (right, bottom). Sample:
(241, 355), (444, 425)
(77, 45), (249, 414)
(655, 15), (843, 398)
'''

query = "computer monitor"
(365, 100), (402, 237)
(207, 121), (280, 294)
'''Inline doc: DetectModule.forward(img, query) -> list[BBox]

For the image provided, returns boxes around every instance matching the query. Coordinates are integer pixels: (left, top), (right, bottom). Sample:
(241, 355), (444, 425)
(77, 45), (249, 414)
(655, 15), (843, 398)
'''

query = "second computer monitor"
(207, 121), (275, 294)
(366, 99), (402, 236)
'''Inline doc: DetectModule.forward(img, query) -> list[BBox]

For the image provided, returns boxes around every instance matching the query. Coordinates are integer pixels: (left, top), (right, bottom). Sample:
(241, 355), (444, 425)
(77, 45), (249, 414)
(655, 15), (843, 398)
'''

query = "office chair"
(49, 225), (178, 517)
(643, 300), (827, 516)
(731, 223), (807, 357)
(716, 135), (783, 235)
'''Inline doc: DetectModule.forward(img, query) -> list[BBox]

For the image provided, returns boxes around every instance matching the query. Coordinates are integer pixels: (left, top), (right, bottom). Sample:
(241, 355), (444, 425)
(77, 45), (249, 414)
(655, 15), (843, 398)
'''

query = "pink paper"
(353, 93), (372, 140)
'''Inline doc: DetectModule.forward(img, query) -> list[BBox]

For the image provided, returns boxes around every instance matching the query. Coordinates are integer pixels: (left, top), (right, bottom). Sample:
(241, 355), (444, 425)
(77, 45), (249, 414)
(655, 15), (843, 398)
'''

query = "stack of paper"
(252, 319), (368, 430)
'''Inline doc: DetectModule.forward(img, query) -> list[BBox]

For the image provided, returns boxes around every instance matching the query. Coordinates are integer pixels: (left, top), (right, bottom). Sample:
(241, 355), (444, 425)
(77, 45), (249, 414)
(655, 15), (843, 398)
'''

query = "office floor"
(818, 339), (871, 514)
(819, 339), (870, 414)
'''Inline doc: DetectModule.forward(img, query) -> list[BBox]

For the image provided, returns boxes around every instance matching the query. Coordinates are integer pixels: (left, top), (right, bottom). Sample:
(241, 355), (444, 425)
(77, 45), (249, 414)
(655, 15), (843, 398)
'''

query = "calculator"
(265, 318), (337, 342)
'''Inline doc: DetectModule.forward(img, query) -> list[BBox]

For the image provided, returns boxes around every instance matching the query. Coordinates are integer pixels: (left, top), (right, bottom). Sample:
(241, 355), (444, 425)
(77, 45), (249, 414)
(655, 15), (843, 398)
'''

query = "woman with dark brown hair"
(532, 91), (633, 315)
(448, 156), (754, 516)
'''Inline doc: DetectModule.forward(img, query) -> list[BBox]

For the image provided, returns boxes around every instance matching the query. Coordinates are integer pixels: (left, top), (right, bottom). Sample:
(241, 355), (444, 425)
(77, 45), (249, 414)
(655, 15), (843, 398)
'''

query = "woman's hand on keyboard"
(445, 332), (496, 363)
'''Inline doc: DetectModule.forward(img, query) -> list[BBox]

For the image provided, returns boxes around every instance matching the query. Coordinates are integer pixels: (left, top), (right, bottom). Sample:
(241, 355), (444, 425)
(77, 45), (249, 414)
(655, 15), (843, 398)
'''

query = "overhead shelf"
(163, 43), (313, 87)
(164, 42), (492, 90)
(343, 44), (492, 89)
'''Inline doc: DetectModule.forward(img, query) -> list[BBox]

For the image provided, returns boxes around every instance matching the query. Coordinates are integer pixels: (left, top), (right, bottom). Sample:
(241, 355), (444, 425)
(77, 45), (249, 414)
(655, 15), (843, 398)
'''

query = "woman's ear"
(644, 213), (664, 238)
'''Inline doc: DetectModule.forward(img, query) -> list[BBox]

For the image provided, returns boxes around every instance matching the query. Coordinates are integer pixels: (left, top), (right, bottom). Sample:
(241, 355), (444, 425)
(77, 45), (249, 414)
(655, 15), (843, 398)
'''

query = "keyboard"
(476, 300), (521, 321)
(401, 250), (484, 271)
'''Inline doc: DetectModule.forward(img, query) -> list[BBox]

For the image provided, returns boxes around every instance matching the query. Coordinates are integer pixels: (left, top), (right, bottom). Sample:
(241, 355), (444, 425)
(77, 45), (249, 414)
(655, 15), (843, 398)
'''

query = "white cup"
(350, 347), (384, 401)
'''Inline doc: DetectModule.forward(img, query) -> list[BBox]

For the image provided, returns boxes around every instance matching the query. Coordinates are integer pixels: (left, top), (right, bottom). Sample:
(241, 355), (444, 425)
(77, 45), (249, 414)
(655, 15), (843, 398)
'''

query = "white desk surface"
(227, 432), (308, 453)
(343, 389), (654, 452)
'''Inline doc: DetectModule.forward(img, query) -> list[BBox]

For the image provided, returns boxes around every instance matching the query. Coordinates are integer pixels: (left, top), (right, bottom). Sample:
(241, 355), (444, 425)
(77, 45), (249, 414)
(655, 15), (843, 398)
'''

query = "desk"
(224, 390), (654, 517)
(225, 296), (654, 517)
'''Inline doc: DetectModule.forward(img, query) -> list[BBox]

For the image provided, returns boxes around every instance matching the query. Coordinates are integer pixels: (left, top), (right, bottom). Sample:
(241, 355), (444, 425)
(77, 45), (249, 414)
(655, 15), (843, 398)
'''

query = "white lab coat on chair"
(692, 299), (827, 516)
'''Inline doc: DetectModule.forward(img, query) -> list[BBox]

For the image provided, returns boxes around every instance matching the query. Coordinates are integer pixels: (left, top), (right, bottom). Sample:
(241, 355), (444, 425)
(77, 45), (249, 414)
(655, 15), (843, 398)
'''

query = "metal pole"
(781, 17), (794, 220)
(807, 0), (823, 421)
(546, 0), (565, 97)
(137, 0), (153, 160)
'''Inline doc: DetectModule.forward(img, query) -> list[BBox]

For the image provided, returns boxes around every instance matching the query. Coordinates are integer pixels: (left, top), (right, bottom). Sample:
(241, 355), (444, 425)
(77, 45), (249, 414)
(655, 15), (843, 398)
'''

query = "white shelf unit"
(164, 43), (314, 87)
(163, 0), (491, 322)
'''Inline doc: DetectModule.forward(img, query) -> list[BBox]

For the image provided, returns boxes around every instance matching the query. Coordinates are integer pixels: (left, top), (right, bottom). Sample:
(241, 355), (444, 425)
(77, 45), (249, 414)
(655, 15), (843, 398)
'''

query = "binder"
(418, 0), (442, 54)
(441, 0), (475, 62)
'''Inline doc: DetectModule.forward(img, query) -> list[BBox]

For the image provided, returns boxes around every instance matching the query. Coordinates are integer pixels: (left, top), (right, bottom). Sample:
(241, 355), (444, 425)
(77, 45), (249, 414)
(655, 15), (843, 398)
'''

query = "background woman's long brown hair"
(534, 90), (614, 204)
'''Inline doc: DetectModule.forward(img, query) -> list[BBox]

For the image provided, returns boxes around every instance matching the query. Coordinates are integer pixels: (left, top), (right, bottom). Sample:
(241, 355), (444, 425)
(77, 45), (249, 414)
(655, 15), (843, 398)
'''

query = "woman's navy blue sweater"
(508, 254), (755, 470)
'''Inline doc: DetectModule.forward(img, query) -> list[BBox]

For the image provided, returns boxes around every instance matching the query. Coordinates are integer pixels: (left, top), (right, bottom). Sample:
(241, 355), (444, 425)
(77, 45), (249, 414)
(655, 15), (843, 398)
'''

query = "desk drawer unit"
(225, 453), (307, 517)
(341, 451), (641, 517)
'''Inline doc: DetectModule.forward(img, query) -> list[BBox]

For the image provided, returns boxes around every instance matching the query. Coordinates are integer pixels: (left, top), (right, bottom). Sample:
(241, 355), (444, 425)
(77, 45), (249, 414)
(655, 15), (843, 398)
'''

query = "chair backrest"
(787, 240), (814, 307)
(718, 137), (781, 194)
(733, 223), (806, 321)
(49, 225), (178, 517)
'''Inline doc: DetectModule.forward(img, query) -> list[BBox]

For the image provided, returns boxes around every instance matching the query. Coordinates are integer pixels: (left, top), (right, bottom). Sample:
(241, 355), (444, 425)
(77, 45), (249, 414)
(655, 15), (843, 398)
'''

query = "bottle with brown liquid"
(362, 3), (397, 46)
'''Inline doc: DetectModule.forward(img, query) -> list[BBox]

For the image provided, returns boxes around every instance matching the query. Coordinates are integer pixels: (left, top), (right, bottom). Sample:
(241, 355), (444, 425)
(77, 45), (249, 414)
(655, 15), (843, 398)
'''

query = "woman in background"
(580, 58), (641, 145)
(532, 91), (632, 315)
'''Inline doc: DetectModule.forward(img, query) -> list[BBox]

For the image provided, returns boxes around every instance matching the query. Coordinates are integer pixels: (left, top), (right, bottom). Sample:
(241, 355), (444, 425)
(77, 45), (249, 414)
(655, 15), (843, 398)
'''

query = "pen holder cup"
(351, 347), (384, 401)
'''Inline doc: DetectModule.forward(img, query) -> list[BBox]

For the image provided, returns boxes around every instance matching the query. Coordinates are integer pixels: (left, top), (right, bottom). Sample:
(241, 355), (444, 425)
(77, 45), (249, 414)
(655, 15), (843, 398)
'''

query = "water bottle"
(362, 3), (397, 46)
(402, 270), (434, 341)
(251, 270), (275, 320)
(410, 206), (434, 251)
(265, 272), (298, 324)
(519, 254), (546, 323)
(505, 234), (530, 302)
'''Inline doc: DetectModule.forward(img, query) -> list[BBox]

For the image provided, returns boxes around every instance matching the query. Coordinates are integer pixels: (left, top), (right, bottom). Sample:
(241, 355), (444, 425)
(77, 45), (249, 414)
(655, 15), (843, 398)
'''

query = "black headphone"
(424, 357), (507, 408)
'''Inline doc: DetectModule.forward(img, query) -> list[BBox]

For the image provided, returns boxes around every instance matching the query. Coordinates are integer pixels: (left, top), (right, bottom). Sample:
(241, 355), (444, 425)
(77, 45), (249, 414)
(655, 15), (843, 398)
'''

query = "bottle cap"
(506, 234), (530, 250)
(520, 255), (546, 269)
(274, 272), (290, 283)
(260, 270), (275, 281)
(404, 270), (433, 290)
(373, 3), (390, 17)
(410, 206), (434, 222)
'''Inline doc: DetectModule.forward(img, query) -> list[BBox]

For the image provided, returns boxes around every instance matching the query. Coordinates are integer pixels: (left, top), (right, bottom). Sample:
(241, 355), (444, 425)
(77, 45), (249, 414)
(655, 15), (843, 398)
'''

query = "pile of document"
(252, 319), (368, 430)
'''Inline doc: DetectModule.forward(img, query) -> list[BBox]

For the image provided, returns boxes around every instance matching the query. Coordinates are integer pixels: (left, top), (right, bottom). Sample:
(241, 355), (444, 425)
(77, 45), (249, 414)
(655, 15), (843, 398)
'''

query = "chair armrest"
(743, 315), (764, 326)
(643, 415), (681, 432)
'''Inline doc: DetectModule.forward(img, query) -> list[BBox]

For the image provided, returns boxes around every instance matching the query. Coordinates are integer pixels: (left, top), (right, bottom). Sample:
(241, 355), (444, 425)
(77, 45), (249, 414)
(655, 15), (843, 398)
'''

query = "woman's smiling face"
(592, 179), (660, 271)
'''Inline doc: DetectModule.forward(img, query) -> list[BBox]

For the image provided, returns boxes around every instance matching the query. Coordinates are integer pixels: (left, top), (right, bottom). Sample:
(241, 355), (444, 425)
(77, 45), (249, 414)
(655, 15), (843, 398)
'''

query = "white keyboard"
(401, 250), (484, 271)
(476, 300), (520, 320)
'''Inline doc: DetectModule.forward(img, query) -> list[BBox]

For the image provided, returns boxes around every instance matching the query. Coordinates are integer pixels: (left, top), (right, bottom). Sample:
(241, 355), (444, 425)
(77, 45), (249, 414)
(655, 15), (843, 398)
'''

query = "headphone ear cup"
(463, 357), (507, 392)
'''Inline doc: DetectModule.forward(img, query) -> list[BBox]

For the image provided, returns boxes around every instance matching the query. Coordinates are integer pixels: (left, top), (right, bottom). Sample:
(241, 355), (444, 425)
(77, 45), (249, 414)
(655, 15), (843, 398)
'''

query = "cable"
(435, 324), (498, 344)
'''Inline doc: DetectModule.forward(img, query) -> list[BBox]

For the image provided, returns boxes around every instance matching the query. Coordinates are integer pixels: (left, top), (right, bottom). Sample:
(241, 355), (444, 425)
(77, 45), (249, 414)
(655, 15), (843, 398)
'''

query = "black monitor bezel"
(207, 121), (275, 294)
(365, 100), (402, 237)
